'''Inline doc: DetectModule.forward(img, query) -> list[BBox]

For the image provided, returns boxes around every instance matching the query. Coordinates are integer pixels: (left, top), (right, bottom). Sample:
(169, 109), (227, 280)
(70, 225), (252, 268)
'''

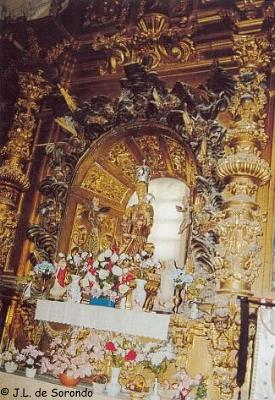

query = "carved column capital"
(233, 34), (271, 73)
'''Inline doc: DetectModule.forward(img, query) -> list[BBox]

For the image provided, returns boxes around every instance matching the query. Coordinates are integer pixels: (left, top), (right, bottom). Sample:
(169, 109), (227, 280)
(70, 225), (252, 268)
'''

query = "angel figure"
(176, 195), (193, 265)
(176, 195), (193, 234)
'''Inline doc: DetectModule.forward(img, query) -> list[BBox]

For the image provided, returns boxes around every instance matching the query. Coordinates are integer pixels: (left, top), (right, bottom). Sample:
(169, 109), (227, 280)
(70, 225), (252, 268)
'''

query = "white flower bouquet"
(172, 268), (193, 289)
(81, 247), (135, 301)
(141, 340), (175, 375)
(40, 329), (96, 379)
(20, 345), (44, 368)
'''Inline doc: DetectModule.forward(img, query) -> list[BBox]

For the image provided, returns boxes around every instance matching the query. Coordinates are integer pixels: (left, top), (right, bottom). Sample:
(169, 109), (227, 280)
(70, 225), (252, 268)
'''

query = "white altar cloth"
(250, 306), (275, 400)
(35, 300), (170, 340)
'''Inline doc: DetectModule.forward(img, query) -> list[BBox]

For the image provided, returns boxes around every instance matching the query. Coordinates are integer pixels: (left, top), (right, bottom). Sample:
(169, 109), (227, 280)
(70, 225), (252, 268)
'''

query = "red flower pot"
(60, 372), (80, 387)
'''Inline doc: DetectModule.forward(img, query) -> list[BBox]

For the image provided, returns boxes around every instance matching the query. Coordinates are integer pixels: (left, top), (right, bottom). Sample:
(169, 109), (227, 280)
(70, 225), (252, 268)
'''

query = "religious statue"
(119, 162), (154, 255)
(84, 197), (110, 255)
(49, 254), (68, 299)
(176, 195), (193, 265)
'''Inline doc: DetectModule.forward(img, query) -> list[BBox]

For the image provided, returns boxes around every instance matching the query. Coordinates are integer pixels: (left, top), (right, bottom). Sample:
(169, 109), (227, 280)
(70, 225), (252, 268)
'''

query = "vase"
(132, 279), (147, 310)
(67, 274), (82, 303)
(60, 372), (80, 387)
(89, 296), (115, 307)
(50, 279), (66, 300)
(173, 287), (183, 313)
(4, 361), (18, 373)
(106, 367), (121, 396)
(25, 367), (37, 378)
(149, 378), (161, 400)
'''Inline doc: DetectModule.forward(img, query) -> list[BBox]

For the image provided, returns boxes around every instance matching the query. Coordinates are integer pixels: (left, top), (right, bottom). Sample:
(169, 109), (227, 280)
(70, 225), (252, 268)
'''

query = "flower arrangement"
(82, 247), (135, 301)
(40, 327), (178, 389)
(172, 268), (193, 289)
(32, 261), (57, 293)
(141, 341), (175, 375)
(34, 261), (56, 276)
(98, 332), (175, 375)
(40, 329), (97, 379)
(132, 247), (161, 280)
(104, 336), (138, 367)
(65, 249), (90, 277)
(0, 348), (20, 364)
(19, 345), (44, 369)
(172, 370), (207, 400)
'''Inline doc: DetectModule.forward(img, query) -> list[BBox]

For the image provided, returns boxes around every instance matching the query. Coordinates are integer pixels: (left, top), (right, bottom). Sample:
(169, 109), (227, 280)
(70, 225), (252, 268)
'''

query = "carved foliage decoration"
(135, 135), (167, 176)
(206, 305), (240, 400)
(82, 163), (131, 204)
(0, 205), (19, 270)
(166, 138), (187, 181)
(12, 304), (41, 348)
(99, 141), (137, 181)
(91, 13), (195, 75)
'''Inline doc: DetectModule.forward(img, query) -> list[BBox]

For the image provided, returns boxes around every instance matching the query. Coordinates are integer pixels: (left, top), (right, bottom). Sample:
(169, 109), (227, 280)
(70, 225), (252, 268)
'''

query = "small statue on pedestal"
(50, 254), (68, 300)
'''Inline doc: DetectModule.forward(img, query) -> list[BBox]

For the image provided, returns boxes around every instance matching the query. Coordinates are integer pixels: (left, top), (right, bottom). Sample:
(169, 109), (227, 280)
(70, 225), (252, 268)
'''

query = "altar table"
(35, 300), (170, 340)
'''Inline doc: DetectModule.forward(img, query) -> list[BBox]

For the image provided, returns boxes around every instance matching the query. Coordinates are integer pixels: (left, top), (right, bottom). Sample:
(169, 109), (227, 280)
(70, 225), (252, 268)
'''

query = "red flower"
(122, 273), (134, 284)
(107, 261), (114, 272)
(124, 350), (137, 362)
(87, 256), (94, 266)
(88, 267), (97, 275)
(105, 341), (116, 352)
(112, 244), (120, 254)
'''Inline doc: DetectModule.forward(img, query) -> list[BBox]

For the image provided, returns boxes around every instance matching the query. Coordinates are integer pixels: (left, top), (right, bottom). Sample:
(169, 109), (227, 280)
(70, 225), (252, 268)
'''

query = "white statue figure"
(155, 259), (176, 312)
(136, 160), (150, 183)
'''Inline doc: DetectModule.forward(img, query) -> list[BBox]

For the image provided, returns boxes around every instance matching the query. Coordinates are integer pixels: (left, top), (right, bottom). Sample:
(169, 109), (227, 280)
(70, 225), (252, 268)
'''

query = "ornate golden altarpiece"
(0, 2), (274, 400)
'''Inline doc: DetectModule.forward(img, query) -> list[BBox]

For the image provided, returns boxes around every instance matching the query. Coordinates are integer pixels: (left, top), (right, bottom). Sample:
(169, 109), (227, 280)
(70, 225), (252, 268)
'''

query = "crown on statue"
(136, 160), (150, 184)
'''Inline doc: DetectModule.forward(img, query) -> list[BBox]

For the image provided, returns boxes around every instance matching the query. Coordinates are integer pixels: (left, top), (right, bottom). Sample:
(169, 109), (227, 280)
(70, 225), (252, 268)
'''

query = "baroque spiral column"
(0, 71), (51, 272)
(207, 35), (271, 400)
(215, 35), (271, 295)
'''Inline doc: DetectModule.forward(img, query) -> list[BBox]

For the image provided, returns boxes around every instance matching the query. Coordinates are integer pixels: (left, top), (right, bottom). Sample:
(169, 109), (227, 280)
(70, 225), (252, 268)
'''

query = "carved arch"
(27, 61), (234, 278)
(58, 122), (197, 256)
